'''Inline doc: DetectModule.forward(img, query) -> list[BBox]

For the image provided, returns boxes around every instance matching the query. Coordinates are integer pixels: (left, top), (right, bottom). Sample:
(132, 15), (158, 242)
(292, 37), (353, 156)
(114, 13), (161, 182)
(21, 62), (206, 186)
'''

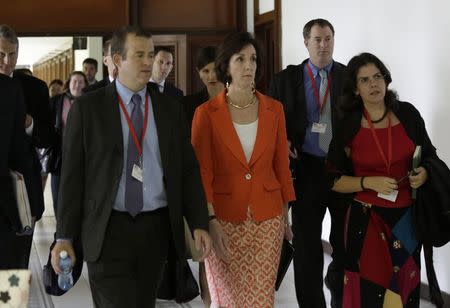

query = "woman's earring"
(251, 81), (256, 93)
(226, 81), (230, 89)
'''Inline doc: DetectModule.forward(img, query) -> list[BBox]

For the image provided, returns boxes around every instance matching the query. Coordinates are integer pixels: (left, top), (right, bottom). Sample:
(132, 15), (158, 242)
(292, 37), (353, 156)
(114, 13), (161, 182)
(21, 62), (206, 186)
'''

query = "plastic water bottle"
(58, 250), (74, 291)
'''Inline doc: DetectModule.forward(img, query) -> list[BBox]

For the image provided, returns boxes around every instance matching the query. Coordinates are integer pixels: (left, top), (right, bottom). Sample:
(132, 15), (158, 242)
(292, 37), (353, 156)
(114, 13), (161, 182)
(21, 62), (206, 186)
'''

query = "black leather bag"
(157, 257), (199, 303)
(275, 239), (294, 291)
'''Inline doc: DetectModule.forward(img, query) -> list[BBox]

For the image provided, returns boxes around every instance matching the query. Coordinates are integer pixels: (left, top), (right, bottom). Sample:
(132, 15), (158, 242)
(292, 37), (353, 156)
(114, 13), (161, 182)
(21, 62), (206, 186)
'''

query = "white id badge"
(311, 122), (327, 134)
(132, 164), (143, 182)
(377, 190), (398, 202)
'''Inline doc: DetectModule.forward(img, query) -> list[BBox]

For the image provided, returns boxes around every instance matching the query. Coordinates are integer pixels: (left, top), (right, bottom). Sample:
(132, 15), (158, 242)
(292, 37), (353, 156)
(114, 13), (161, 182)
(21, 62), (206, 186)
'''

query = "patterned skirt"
(343, 200), (421, 308)
(205, 210), (284, 308)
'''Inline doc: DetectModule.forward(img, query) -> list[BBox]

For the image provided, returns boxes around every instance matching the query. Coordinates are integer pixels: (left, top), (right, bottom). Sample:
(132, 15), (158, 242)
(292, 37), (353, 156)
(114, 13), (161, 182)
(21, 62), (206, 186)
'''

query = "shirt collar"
(308, 59), (333, 77)
(149, 78), (165, 88)
(115, 79), (147, 106)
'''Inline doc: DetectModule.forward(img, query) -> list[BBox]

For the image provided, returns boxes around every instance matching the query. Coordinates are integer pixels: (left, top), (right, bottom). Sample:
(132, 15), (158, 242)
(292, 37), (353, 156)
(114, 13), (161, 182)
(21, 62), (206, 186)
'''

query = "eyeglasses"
(357, 73), (385, 86)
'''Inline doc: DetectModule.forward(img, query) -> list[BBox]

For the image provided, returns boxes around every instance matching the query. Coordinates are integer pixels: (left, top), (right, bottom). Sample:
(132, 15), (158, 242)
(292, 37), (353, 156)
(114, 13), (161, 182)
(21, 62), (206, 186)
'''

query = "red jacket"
(192, 90), (295, 222)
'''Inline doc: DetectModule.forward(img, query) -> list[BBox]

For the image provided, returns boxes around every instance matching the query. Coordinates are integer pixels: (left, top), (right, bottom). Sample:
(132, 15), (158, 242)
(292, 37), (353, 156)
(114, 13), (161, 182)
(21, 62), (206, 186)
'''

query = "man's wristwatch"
(208, 215), (217, 221)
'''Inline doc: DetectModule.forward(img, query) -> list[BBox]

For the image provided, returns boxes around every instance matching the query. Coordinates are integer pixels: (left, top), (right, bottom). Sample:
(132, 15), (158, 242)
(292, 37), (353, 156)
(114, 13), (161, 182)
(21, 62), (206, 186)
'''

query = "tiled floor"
(27, 178), (437, 307)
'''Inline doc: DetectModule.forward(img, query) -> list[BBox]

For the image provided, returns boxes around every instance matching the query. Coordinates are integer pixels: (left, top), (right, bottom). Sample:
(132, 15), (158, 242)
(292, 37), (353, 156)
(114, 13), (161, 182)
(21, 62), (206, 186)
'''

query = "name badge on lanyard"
(306, 64), (331, 135)
(364, 108), (397, 202)
(118, 93), (149, 184)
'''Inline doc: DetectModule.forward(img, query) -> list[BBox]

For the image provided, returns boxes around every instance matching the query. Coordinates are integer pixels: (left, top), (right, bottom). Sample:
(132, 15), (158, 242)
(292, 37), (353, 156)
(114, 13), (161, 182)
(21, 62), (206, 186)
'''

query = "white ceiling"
(17, 37), (73, 69)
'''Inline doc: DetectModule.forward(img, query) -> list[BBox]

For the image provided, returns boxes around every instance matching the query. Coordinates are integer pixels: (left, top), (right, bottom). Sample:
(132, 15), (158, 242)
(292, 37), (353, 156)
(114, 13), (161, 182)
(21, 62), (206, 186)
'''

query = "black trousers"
(291, 153), (347, 308)
(87, 208), (170, 308)
(0, 215), (33, 269)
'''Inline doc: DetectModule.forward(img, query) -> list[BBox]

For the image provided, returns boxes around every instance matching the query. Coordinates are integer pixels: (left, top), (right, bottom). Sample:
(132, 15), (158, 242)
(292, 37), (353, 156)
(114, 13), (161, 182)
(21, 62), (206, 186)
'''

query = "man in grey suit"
(51, 26), (211, 308)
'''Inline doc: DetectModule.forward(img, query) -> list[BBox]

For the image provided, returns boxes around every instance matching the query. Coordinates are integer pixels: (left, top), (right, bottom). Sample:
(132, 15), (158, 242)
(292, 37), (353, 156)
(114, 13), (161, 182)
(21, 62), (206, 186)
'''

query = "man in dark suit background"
(0, 24), (52, 268)
(0, 74), (35, 269)
(268, 19), (347, 308)
(83, 39), (116, 93)
(150, 46), (183, 97)
(51, 26), (211, 308)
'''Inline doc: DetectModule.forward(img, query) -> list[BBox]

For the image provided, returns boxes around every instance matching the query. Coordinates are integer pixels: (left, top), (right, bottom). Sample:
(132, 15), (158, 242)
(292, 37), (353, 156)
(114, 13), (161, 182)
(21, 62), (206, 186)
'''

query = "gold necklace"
(226, 92), (256, 109)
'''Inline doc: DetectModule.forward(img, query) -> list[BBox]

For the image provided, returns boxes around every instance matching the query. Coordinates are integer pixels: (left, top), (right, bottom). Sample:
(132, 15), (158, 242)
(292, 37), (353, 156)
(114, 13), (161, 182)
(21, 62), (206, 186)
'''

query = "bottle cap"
(59, 250), (68, 259)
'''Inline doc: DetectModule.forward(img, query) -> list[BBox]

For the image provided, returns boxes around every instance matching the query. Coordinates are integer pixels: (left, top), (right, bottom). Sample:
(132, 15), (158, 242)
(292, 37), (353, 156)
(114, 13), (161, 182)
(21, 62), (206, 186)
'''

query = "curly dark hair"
(215, 31), (263, 84)
(339, 52), (398, 115)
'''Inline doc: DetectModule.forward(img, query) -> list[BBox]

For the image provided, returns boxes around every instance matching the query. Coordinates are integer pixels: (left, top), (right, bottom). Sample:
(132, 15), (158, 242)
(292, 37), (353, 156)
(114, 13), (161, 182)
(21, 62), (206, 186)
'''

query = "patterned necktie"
(125, 94), (144, 216)
(318, 69), (332, 153)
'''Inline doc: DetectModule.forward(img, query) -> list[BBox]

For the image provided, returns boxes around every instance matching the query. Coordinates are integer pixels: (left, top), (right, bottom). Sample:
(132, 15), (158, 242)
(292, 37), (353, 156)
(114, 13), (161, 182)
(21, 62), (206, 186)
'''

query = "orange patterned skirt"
(205, 210), (284, 308)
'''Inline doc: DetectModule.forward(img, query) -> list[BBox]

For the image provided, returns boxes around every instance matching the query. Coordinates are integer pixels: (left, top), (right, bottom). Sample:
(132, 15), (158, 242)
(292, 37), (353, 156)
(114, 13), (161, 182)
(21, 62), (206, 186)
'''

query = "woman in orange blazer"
(191, 32), (295, 308)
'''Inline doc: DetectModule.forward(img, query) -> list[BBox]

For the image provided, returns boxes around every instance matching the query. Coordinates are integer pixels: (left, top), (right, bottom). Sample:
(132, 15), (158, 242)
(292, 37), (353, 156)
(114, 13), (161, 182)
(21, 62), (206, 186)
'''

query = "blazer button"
(245, 173), (252, 180)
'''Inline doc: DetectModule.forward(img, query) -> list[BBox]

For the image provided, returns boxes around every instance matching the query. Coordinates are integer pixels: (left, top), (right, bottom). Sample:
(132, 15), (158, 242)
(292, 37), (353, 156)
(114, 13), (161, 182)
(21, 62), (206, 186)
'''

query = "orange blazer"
(191, 90), (295, 222)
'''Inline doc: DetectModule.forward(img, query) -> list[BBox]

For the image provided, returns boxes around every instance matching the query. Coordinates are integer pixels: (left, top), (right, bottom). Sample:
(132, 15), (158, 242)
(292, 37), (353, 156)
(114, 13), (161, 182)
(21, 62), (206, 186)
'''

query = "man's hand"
(208, 220), (230, 263)
(409, 167), (428, 189)
(51, 240), (76, 274)
(287, 140), (298, 159)
(193, 229), (212, 262)
(25, 114), (33, 128)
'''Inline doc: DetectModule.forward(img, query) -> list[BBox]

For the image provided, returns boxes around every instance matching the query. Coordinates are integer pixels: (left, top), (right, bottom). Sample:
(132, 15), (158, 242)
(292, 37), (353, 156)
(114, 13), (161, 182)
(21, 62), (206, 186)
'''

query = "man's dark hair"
(302, 18), (335, 40)
(0, 24), (19, 47)
(110, 26), (152, 60)
(13, 68), (32, 76)
(154, 46), (173, 57)
(339, 52), (398, 115)
(215, 31), (263, 84)
(196, 46), (217, 70)
(103, 39), (112, 56)
(82, 58), (98, 70)
(49, 79), (63, 87)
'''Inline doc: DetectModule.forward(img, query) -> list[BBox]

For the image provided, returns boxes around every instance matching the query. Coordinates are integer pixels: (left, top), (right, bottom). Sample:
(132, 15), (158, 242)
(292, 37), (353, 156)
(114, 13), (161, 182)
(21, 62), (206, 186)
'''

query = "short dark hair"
(103, 39), (112, 56)
(339, 52), (398, 114)
(82, 58), (98, 70)
(64, 71), (88, 92)
(0, 24), (19, 48)
(111, 26), (152, 60)
(215, 31), (263, 84)
(154, 46), (173, 57)
(13, 68), (32, 76)
(49, 79), (63, 87)
(196, 46), (217, 70)
(303, 18), (335, 39)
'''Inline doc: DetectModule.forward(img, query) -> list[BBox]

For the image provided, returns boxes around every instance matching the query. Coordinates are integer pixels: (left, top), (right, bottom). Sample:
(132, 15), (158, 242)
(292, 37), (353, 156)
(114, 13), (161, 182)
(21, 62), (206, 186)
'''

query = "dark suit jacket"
(268, 59), (346, 155)
(150, 81), (184, 97)
(48, 93), (68, 175)
(11, 73), (50, 221)
(13, 73), (52, 148)
(55, 81), (208, 262)
(182, 87), (209, 130)
(0, 75), (33, 232)
(83, 78), (110, 93)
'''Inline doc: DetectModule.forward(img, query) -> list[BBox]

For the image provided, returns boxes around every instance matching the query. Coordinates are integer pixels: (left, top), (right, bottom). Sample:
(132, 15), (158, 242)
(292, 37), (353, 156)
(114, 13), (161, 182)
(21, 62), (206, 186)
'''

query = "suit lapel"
(105, 82), (124, 161)
(210, 92), (248, 168)
(147, 86), (172, 175)
(248, 93), (276, 166)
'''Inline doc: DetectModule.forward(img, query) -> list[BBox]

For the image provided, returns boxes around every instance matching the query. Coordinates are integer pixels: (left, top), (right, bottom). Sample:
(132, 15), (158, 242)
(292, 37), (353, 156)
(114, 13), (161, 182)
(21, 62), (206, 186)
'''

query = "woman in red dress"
(327, 53), (436, 308)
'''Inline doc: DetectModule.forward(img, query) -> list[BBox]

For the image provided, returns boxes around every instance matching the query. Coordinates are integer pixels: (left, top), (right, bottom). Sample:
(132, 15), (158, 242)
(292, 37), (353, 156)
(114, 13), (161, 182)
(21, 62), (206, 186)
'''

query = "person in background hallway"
(181, 45), (223, 306)
(191, 31), (295, 307)
(84, 39), (117, 93)
(183, 46), (224, 130)
(327, 52), (434, 308)
(0, 24), (51, 268)
(49, 79), (64, 98)
(0, 74), (35, 269)
(82, 57), (98, 85)
(50, 26), (211, 308)
(268, 18), (347, 308)
(48, 71), (88, 216)
(150, 46), (183, 97)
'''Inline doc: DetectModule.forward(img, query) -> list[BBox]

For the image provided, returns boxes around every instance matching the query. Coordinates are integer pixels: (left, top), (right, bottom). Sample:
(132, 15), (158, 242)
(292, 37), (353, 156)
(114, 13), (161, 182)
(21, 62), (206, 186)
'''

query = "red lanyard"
(306, 64), (332, 113)
(364, 108), (392, 175)
(118, 94), (149, 156)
